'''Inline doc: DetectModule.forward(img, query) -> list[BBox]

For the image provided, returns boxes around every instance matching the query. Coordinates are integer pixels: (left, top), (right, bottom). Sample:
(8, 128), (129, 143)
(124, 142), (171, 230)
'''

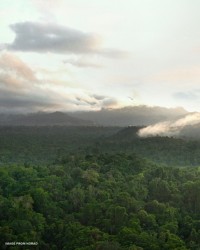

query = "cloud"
(74, 95), (120, 109)
(7, 22), (100, 54)
(0, 88), (59, 111)
(138, 113), (200, 137)
(0, 52), (38, 95)
(3, 22), (127, 58)
(0, 52), (36, 82)
(102, 98), (118, 108)
(75, 97), (97, 106)
(92, 94), (107, 100)
(0, 52), (75, 112)
(74, 94), (119, 109)
(0, 52), (119, 113)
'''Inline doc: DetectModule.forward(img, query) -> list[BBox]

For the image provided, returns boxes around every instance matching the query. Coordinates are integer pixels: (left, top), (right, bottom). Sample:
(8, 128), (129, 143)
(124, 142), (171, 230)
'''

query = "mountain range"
(0, 105), (189, 127)
(70, 105), (188, 126)
(0, 111), (94, 126)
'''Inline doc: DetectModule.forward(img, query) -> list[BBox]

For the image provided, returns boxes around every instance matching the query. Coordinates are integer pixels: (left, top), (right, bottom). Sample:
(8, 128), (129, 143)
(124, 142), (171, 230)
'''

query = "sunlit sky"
(1, 0), (200, 113)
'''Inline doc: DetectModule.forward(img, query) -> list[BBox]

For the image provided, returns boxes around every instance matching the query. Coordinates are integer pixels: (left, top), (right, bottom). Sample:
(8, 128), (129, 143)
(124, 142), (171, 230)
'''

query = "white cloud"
(138, 113), (200, 137)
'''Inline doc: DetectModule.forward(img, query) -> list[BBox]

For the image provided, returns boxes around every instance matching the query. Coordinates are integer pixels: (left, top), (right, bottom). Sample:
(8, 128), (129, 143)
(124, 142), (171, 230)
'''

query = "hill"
(98, 126), (200, 166)
(0, 105), (188, 127)
(0, 111), (93, 126)
(70, 105), (188, 126)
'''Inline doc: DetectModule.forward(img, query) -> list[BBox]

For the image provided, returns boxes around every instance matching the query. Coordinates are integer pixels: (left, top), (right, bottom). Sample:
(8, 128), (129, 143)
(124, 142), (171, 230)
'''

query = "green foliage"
(1, 126), (200, 249)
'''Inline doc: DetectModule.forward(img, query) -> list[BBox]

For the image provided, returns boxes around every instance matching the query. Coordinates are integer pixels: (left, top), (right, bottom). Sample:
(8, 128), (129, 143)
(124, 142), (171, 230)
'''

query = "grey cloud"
(4, 22), (127, 58)
(7, 22), (100, 54)
(102, 98), (118, 108)
(75, 95), (120, 109)
(0, 82), (78, 113)
(92, 94), (107, 100)
(76, 97), (97, 106)
(0, 88), (60, 113)
(0, 53), (77, 112)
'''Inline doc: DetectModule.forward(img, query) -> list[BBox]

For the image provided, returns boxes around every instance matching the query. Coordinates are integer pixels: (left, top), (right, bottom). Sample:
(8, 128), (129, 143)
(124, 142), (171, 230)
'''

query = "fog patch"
(138, 113), (200, 137)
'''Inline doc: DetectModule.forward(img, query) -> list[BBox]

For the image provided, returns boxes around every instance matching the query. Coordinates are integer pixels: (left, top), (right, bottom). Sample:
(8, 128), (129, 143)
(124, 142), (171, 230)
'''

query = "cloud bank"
(0, 52), (65, 112)
(138, 113), (200, 137)
(0, 52), (119, 113)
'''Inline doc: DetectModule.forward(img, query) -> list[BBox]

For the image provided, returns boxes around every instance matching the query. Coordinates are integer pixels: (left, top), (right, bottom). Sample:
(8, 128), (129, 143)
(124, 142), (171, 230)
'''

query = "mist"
(138, 113), (200, 137)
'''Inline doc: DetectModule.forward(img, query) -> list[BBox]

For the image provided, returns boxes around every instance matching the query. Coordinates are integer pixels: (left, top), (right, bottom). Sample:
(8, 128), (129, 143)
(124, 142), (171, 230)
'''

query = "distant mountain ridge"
(0, 106), (188, 126)
(0, 111), (94, 126)
(70, 105), (188, 126)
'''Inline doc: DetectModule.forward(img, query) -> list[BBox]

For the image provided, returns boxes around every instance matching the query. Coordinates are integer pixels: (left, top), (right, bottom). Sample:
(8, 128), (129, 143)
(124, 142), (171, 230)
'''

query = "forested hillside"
(0, 126), (120, 164)
(1, 126), (200, 166)
(1, 153), (200, 249)
(100, 126), (200, 166)
(0, 126), (200, 249)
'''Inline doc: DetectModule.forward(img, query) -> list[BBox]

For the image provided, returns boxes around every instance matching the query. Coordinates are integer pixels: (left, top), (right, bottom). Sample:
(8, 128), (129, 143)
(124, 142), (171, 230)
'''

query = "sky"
(1, 0), (200, 113)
